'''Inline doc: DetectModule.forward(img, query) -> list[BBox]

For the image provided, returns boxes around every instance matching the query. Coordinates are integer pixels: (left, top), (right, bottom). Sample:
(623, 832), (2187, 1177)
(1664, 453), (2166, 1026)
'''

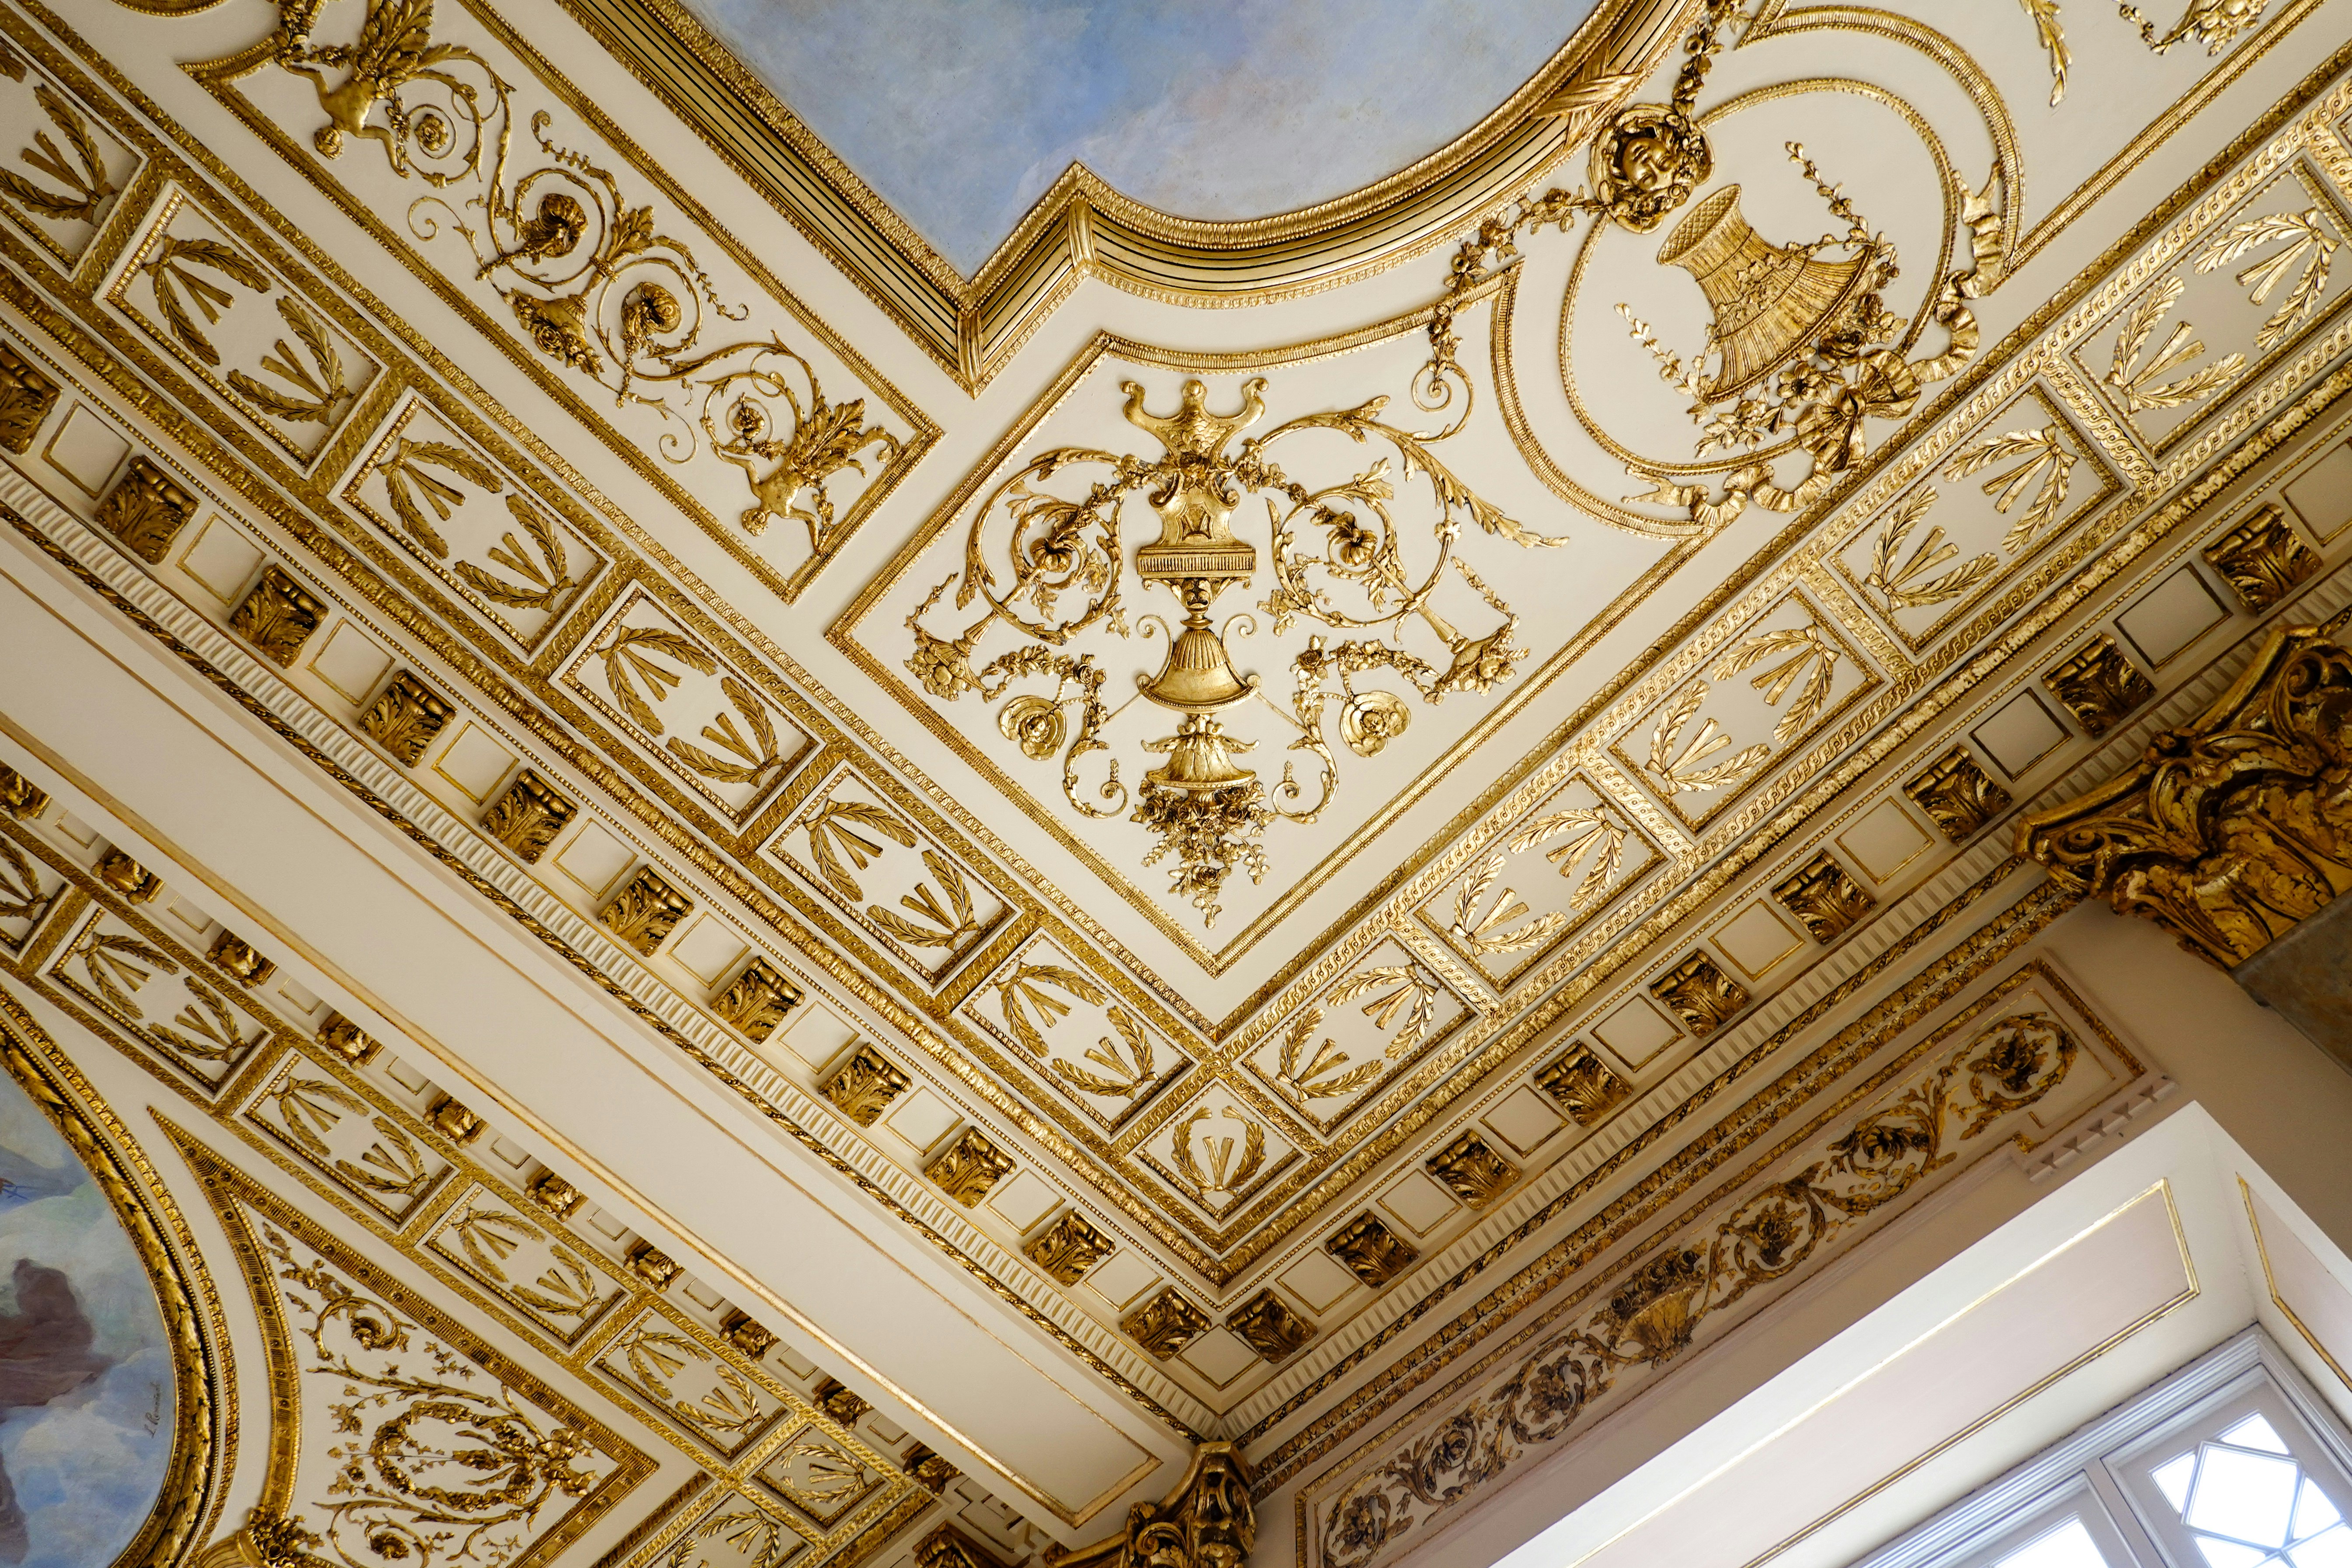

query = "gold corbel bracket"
(1045, 1443), (1256, 1568)
(2018, 625), (2352, 967)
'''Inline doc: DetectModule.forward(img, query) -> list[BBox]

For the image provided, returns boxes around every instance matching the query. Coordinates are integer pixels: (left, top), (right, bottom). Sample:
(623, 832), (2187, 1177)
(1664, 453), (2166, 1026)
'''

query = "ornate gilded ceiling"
(6, 0), (2352, 1564)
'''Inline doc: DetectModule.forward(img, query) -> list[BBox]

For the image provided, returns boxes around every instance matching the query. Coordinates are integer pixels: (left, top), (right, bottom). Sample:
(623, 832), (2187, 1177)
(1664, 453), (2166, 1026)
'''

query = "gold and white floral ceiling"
(4, 0), (2352, 1563)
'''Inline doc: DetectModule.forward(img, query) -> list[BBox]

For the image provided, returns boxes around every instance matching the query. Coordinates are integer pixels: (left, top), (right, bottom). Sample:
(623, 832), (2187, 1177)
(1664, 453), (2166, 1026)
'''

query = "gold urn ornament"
(904, 348), (1550, 928)
(1658, 184), (1882, 400)
(1127, 378), (1265, 715)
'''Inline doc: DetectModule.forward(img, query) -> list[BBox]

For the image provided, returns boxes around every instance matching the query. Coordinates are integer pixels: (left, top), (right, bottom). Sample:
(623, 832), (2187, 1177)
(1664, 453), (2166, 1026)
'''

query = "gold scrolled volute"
(2017, 625), (2352, 966)
(1045, 1443), (1255, 1568)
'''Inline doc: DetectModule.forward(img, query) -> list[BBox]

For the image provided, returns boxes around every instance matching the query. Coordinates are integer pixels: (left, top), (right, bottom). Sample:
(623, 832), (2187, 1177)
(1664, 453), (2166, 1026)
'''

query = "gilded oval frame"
(0, 983), (227, 1568)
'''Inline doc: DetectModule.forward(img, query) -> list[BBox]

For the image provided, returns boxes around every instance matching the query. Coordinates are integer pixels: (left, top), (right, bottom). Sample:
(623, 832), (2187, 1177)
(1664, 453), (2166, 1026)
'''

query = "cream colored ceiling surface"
(4, 0), (2352, 1564)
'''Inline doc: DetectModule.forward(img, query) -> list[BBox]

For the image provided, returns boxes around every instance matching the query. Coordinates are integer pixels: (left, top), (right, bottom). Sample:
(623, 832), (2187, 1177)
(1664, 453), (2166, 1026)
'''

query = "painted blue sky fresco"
(0, 1071), (172, 1568)
(677, 0), (1591, 274)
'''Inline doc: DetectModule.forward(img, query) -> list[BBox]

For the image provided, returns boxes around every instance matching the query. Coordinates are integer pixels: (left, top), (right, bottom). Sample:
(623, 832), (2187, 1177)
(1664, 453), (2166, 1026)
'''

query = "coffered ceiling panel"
(7, 0), (2352, 1563)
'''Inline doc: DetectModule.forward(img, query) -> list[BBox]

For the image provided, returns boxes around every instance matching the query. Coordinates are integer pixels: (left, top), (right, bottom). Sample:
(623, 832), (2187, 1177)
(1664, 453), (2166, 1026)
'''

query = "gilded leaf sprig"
(613, 1324), (764, 1438)
(1645, 682), (1771, 795)
(1169, 1105), (1266, 1203)
(149, 973), (250, 1063)
(1714, 619), (1839, 745)
(375, 437), (502, 559)
(77, 928), (174, 1016)
(1446, 855), (1568, 956)
(2018, 0), (2070, 103)
(1048, 1005), (1156, 1099)
(2195, 206), (2338, 352)
(1509, 806), (1628, 905)
(0, 80), (116, 224)
(995, 962), (1105, 1057)
(596, 624), (712, 734)
(227, 295), (354, 426)
(266, 1078), (436, 1203)
(864, 849), (982, 951)
(452, 495), (576, 611)
(2104, 277), (2244, 417)
(0, 836), (49, 927)
(1327, 965), (1440, 1056)
(803, 798), (915, 901)
(1272, 1007), (1385, 1102)
(446, 1204), (604, 1320)
(1943, 426), (2078, 554)
(139, 235), (269, 367)
(664, 674), (779, 787)
(1863, 487), (1998, 612)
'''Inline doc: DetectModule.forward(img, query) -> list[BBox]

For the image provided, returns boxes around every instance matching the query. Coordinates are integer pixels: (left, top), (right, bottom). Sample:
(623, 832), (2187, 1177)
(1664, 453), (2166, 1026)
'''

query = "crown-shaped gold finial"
(1119, 377), (1267, 460)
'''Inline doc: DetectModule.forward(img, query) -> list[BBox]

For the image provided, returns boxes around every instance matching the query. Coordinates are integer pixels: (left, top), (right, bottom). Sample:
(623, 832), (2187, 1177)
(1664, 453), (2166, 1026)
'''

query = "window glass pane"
(2194, 1538), (2271, 1568)
(1994, 1519), (2113, 1568)
(2158, 1454), (2202, 1512)
(2298, 1481), (2344, 1540)
(2191, 1448), (2303, 1547)
(2291, 1524), (2352, 1568)
(2226, 1417), (2295, 1457)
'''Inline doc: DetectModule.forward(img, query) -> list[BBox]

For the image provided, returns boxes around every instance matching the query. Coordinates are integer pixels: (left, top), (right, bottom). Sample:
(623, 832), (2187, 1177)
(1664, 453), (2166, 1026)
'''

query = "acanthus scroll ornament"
(905, 365), (1556, 928)
(254, 0), (907, 561)
(2020, 625), (2352, 966)
(1047, 1444), (1255, 1568)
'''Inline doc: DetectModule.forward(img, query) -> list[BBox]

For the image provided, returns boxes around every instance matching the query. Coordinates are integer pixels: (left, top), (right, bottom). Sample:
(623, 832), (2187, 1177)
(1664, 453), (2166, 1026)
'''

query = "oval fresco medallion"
(0, 1040), (177, 1566)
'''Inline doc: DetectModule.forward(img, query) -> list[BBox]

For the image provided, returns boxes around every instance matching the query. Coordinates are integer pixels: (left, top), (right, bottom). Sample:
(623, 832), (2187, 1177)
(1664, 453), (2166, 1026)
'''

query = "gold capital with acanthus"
(2018, 625), (2352, 967)
(1045, 1443), (1256, 1568)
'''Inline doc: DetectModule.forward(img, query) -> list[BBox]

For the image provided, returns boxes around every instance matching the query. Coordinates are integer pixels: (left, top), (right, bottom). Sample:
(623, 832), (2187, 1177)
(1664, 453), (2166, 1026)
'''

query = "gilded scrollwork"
(189, 1144), (649, 1568)
(903, 364), (1554, 928)
(2119, 0), (2276, 55)
(1449, 0), (1998, 539)
(1317, 1000), (2091, 1568)
(236, 0), (918, 574)
(2021, 626), (2352, 965)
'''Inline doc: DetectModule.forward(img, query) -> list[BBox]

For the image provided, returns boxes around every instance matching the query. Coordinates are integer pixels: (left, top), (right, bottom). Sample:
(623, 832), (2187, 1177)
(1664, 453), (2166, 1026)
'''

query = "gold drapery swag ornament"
(1045, 1445), (1255, 1568)
(2018, 626), (2352, 966)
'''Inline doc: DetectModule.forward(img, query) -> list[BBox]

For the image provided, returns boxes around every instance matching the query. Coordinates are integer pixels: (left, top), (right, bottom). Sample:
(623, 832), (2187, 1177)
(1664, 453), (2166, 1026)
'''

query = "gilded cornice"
(21, 0), (2352, 1450)
(0, 800), (966, 1568)
(555, 0), (1692, 391)
(1291, 956), (2157, 1568)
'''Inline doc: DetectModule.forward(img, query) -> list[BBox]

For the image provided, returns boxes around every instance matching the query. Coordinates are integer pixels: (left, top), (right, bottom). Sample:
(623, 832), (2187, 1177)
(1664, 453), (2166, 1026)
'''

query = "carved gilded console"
(2019, 625), (2352, 969)
(1044, 1445), (1254, 1568)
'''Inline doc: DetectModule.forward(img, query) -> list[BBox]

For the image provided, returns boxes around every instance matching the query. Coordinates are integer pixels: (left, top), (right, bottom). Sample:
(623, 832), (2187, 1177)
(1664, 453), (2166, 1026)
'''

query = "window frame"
(2102, 1369), (2352, 1568)
(1851, 1330), (2352, 1568)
